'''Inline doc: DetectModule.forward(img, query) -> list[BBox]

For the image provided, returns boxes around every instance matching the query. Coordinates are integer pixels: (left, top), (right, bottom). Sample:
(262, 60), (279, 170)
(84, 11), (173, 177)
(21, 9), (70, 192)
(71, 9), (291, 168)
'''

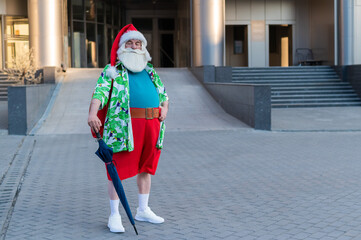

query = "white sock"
(138, 194), (149, 211)
(110, 199), (120, 216)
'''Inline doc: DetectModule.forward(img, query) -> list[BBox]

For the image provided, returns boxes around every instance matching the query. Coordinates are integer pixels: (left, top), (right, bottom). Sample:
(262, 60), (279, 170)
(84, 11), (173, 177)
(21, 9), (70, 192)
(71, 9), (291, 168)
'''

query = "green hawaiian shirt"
(92, 62), (168, 153)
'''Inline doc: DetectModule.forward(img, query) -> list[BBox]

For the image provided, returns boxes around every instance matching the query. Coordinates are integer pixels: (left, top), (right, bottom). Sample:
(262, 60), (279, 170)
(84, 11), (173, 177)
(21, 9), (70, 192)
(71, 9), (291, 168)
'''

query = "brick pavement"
(2, 68), (361, 239)
(3, 129), (361, 240)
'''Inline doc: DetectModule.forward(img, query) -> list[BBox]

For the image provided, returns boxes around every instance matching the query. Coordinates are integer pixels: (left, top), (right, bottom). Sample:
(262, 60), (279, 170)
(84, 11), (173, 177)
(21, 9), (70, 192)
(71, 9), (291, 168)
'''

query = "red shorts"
(106, 115), (161, 181)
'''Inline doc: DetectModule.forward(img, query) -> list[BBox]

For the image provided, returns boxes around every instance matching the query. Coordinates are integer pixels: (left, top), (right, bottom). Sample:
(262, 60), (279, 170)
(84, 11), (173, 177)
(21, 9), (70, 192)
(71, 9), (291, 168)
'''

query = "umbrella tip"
(133, 225), (139, 235)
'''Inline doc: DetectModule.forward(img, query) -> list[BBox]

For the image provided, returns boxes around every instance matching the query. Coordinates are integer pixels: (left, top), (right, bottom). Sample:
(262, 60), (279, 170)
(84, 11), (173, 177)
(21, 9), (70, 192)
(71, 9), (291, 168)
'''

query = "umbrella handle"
(95, 131), (102, 139)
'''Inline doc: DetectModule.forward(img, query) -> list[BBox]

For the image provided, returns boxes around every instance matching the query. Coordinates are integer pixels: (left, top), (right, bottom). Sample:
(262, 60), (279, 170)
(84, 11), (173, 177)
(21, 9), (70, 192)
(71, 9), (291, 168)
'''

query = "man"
(88, 24), (169, 233)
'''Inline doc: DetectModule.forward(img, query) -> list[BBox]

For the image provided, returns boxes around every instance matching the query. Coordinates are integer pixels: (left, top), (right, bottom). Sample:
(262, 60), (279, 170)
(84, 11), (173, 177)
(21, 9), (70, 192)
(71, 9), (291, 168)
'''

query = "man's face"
(125, 39), (142, 50)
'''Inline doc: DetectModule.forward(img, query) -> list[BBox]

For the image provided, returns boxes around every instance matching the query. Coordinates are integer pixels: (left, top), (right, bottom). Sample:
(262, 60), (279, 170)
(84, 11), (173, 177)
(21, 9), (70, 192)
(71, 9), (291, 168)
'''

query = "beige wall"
(0, 0), (27, 15)
(225, 0), (296, 67)
(5, 0), (27, 16)
(0, 0), (6, 14)
(308, 0), (334, 65)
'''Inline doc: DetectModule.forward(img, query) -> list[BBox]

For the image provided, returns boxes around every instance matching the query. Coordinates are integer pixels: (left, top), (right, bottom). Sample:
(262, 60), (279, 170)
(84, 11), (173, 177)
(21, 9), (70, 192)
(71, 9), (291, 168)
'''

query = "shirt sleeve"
(92, 65), (112, 109)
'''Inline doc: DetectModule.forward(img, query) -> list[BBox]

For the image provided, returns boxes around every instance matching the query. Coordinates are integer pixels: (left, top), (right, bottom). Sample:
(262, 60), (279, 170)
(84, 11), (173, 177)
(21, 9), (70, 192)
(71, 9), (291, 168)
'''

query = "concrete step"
(272, 97), (361, 104)
(232, 72), (338, 77)
(247, 82), (351, 88)
(231, 66), (361, 108)
(272, 85), (354, 91)
(272, 89), (356, 95)
(272, 93), (360, 100)
(0, 81), (17, 85)
(232, 75), (339, 81)
(233, 66), (332, 71)
(272, 102), (361, 108)
(233, 79), (341, 84)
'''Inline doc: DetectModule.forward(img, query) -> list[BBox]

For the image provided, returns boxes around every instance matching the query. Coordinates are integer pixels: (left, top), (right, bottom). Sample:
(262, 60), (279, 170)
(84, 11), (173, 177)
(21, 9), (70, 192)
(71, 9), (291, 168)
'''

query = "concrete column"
(337, 0), (354, 65)
(192, 0), (225, 66)
(28, 0), (63, 68)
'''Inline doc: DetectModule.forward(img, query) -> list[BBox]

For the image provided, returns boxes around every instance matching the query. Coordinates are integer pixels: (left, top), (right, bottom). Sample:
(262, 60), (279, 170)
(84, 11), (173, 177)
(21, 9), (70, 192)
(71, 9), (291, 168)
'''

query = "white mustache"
(120, 47), (146, 55)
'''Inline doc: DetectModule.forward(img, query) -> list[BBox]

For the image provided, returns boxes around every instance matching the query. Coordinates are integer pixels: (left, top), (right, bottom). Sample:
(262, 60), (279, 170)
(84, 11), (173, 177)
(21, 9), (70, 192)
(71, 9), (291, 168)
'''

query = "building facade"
(0, 0), (360, 70)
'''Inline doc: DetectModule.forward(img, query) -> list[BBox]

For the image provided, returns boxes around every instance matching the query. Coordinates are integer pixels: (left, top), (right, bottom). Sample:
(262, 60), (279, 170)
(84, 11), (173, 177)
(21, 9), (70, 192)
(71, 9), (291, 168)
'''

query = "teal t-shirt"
(128, 70), (159, 108)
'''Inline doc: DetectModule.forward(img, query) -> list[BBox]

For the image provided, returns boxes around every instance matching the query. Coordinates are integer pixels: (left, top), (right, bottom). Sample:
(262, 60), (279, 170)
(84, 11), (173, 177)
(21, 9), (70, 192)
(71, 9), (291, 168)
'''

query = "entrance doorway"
(225, 25), (248, 66)
(269, 25), (292, 67)
(131, 17), (175, 67)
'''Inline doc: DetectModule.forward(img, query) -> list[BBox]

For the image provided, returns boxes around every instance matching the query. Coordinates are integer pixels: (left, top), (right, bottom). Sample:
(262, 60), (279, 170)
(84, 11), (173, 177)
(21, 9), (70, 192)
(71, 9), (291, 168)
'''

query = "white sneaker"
(135, 207), (164, 224)
(108, 214), (125, 233)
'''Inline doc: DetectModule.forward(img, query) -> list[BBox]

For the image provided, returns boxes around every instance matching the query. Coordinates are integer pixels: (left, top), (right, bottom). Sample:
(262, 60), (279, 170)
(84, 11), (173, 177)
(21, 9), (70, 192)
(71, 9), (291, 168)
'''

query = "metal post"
(337, 0), (354, 66)
(192, 0), (225, 66)
(1, 15), (5, 69)
(28, 0), (63, 67)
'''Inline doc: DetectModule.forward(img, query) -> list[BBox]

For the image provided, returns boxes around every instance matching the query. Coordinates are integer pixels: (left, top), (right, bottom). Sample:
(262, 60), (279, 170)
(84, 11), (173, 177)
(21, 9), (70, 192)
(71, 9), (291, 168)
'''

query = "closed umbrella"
(95, 132), (138, 235)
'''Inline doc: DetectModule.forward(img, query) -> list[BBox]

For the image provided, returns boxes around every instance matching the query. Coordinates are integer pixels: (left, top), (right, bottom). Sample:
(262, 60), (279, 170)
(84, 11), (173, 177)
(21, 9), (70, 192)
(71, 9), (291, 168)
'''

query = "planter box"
(8, 84), (55, 135)
(190, 66), (271, 130)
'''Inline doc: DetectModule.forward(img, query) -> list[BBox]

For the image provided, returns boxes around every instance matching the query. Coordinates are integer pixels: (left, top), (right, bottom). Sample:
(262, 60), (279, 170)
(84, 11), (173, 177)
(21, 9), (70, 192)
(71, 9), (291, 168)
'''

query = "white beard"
(117, 44), (151, 73)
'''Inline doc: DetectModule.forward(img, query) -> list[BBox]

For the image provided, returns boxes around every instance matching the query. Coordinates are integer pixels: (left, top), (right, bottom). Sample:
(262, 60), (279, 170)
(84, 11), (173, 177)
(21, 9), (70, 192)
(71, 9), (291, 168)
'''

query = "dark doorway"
(160, 34), (174, 67)
(269, 25), (293, 67)
(225, 25), (248, 66)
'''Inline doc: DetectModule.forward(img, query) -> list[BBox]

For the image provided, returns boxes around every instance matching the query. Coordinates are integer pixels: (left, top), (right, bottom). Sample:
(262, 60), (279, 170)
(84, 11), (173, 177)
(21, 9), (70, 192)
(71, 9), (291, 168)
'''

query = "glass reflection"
(5, 16), (29, 68)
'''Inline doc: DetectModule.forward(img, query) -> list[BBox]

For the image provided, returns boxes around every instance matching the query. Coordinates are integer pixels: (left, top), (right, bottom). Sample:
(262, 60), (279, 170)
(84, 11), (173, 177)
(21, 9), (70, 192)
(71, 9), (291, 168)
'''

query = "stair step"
(243, 83), (351, 87)
(232, 76), (339, 81)
(272, 85), (353, 91)
(272, 102), (361, 108)
(272, 94), (359, 99)
(272, 97), (361, 104)
(231, 66), (360, 108)
(0, 81), (17, 85)
(233, 66), (332, 71)
(233, 79), (341, 84)
(272, 89), (356, 95)
(232, 72), (338, 77)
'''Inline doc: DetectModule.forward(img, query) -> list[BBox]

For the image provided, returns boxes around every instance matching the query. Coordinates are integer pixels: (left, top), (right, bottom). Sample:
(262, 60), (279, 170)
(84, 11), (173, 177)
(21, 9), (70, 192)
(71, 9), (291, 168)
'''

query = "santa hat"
(106, 24), (148, 79)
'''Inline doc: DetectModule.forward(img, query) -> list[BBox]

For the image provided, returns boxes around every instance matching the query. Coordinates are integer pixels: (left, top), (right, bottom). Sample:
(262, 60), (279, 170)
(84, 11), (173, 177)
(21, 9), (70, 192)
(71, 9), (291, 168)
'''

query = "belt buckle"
(145, 108), (153, 119)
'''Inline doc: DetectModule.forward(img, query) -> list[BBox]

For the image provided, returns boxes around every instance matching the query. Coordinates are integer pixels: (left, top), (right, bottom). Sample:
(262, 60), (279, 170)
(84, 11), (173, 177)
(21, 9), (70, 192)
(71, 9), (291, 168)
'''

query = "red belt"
(130, 108), (160, 119)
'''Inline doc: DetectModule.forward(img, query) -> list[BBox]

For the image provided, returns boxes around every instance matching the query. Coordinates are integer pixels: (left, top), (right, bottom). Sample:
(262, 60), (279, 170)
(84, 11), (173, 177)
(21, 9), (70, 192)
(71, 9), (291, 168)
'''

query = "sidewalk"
(1, 68), (361, 239)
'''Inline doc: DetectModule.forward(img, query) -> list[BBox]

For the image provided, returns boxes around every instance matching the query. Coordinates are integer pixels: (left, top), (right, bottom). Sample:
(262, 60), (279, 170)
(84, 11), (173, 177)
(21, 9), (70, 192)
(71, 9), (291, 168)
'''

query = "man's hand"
(88, 114), (102, 133)
(88, 99), (102, 133)
(159, 101), (169, 122)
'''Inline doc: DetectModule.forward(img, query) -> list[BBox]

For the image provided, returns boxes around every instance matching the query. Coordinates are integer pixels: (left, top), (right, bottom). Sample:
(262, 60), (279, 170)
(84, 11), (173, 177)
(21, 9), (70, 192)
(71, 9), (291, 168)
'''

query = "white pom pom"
(105, 66), (119, 79)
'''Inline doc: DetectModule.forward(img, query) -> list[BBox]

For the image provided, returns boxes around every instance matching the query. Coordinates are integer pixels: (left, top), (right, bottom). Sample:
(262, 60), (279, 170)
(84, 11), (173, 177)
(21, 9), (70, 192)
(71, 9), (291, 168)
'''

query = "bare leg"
(108, 181), (119, 200)
(137, 172), (151, 194)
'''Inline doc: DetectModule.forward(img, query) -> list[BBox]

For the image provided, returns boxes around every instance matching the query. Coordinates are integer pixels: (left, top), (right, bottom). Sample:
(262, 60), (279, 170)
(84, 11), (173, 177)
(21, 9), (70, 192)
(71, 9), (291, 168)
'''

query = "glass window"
(72, 0), (84, 21)
(72, 21), (86, 67)
(132, 18), (152, 31)
(106, 4), (112, 25)
(85, 0), (96, 21)
(97, 24), (106, 66)
(86, 23), (97, 67)
(97, 1), (104, 23)
(113, 7), (119, 27)
(107, 27), (113, 56)
(158, 18), (174, 31)
(0, 17), (2, 69)
(5, 17), (29, 68)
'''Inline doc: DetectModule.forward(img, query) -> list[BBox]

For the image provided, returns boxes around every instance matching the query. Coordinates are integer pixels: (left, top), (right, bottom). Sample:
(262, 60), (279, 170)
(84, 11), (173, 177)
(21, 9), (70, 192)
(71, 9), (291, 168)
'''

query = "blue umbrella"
(95, 132), (138, 235)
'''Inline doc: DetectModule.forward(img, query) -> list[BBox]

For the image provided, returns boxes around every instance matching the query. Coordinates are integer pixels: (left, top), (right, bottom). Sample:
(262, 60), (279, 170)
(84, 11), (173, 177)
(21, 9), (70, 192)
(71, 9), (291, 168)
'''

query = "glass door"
(4, 16), (29, 68)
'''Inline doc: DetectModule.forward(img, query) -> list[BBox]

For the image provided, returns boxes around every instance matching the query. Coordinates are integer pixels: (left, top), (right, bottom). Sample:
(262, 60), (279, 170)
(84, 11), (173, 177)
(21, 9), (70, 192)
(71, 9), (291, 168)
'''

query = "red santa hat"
(106, 24), (148, 78)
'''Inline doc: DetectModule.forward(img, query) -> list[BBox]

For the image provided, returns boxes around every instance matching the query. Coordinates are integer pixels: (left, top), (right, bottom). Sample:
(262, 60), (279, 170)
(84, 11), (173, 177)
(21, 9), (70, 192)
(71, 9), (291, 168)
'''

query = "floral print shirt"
(92, 62), (168, 153)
